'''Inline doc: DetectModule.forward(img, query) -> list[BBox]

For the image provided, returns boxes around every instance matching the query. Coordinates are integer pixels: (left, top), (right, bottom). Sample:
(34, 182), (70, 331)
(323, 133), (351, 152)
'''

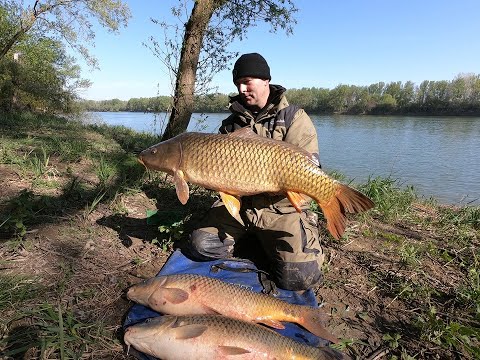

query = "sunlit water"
(88, 112), (480, 205)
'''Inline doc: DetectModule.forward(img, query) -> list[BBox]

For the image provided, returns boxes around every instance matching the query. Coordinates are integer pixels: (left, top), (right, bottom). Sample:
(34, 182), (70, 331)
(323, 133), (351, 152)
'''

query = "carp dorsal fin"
(174, 170), (190, 205)
(228, 127), (257, 138)
(172, 324), (208, 340)
(157, 315), (178, 328)
(218, 346), (251, 355)
(308, 153), (320, 167)
(219, 191), (243, 225)
(286, 191), (309, 213)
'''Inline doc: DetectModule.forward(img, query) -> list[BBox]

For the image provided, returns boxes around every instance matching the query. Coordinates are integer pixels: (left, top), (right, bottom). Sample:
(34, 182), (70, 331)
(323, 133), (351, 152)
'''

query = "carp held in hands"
(138, 127), (374, 239)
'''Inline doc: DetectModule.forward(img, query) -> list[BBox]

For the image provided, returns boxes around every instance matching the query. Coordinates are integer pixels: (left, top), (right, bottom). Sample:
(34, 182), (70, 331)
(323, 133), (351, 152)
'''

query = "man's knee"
(274, 260), (323, 291)
(188, 229), (234, 260)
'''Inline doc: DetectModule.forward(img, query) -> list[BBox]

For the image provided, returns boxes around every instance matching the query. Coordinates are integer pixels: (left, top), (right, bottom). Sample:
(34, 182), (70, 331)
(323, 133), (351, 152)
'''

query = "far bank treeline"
(80, 74), (480, 116)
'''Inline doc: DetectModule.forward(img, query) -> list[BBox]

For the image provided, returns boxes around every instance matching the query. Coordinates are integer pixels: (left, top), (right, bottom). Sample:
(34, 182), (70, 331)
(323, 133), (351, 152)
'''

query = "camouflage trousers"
(188, 195), (325, 291)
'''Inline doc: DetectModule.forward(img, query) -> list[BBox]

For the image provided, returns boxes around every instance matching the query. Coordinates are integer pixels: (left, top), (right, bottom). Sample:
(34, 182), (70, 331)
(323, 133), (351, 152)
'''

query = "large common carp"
(124, 314), (344, 360)
(127, 273), (338, 344)
(138, 127), (374, 239)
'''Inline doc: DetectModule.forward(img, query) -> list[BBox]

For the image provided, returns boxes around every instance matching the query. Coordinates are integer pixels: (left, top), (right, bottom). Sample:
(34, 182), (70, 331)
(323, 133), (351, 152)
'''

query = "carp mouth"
(137, 156), (165, 172)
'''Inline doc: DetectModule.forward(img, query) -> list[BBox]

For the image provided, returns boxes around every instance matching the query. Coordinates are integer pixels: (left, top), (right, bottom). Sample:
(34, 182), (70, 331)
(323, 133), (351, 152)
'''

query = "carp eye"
(150, 149), (157, 155)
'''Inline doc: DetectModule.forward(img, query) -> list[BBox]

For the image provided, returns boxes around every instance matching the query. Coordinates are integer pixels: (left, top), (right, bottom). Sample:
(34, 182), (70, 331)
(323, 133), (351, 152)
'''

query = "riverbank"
(78, 73), (480, 117)
(1, 112), (479, 359)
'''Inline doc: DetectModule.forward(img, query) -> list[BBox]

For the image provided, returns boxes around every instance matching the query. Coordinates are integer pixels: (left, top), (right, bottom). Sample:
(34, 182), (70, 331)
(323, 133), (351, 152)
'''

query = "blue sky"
(78, 0), (480, 101)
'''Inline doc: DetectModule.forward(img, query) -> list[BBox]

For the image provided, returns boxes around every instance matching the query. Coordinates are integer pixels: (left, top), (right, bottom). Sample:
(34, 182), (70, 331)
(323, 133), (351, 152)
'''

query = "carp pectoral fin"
(174, 170), (190, 205)
(286, 191), (308, 213)
(218, 346), (251, 355)
(162, 288), (189, 304)
(200, 304), (220, 315)
(256, 319), (285, 330)
(172, 324), (208, 340)
(219, 191), (242, 219)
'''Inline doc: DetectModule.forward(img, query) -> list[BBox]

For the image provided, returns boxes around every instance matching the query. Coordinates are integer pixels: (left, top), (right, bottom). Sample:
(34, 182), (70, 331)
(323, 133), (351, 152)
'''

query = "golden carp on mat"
(127, 273), (338, 344)
(138, 128), (374, 239)
(124, 314), (344, 360)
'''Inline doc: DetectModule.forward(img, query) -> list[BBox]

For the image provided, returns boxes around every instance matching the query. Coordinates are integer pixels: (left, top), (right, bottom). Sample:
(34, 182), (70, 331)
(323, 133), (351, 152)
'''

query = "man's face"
(234, 77), (270, 110)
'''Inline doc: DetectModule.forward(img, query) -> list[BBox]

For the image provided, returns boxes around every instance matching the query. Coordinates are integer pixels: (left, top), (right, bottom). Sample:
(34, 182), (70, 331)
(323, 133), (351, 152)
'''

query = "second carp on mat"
(127, 273), (338, 344)
(124, 314), (344, 360)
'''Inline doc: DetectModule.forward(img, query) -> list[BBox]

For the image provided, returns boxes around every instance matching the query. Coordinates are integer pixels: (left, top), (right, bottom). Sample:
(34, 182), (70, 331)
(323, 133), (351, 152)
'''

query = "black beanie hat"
(232, 53), (271, 83)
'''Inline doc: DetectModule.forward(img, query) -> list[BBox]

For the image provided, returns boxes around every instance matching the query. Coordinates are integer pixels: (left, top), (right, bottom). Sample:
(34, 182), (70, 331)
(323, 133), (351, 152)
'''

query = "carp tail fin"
(317, 184), (374, 239)
(299, 307), (339, 344)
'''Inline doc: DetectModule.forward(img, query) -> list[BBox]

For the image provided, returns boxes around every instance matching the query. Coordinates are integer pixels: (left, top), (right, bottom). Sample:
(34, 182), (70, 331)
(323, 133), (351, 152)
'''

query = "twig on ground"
(366, 347), (390, 360)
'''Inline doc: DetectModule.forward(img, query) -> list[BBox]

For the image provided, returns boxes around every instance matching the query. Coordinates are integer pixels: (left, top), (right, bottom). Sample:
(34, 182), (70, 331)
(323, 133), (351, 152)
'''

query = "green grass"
(415, 306), (480, 359)
(0, 273), (116, 358)
(359, 175), (418, 222)
(29, 146), (50, 177)
(0, 275), (44, 312)
(398, 241), (423, 267)
(438, 205), (480, 229)
(0, 303), (118, 359)
(0, 112), (159, 238)
(350, 175), (479, 357)
(93, 155), (116, 187)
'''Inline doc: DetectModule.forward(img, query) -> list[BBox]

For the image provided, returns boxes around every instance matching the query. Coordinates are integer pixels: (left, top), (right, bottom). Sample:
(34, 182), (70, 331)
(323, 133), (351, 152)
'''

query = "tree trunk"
(161, 0), (225, 141)
(0, 29), (28, 60)
(0, 2), (55, 60)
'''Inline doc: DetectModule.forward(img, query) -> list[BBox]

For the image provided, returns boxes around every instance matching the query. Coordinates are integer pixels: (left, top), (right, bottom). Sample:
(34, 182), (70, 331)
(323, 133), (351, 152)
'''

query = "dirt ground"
(0, 158), (474, 359)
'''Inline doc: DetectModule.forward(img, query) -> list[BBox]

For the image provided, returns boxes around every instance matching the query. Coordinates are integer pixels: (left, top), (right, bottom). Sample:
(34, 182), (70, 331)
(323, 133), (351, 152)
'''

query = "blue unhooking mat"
(123, 249), (331, 359)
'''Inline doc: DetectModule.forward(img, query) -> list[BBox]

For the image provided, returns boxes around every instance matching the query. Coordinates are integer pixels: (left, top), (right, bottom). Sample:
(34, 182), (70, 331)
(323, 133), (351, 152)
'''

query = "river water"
(87, 112), (480, 205)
